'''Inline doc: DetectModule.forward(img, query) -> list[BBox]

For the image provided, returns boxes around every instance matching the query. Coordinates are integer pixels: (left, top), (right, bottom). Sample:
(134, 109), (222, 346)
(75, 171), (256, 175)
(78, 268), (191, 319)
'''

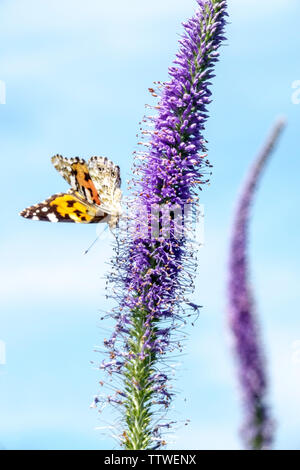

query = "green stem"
(123, 305), (157, 449)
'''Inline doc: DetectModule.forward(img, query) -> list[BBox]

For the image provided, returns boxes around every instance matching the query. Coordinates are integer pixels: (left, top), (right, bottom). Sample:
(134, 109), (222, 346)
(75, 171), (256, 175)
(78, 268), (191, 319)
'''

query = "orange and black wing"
(51, 155), (102, 206)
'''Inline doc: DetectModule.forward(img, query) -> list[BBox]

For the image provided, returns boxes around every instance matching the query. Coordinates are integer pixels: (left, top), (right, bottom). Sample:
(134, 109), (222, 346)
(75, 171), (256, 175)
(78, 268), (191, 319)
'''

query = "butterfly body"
(20, 155), (122, 228)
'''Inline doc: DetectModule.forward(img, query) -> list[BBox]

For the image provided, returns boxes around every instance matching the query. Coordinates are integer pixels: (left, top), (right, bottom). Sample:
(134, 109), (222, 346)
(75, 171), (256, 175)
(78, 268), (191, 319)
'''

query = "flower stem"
(98, 0), (228, 449)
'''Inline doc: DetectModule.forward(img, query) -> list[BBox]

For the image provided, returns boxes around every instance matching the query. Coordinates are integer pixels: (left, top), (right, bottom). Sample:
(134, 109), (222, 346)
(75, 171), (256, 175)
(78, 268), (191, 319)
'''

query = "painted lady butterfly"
(20, 155), (122, 228)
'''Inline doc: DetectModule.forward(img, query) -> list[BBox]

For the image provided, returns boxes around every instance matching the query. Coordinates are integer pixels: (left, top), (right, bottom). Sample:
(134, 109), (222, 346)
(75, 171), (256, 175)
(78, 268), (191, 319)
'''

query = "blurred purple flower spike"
(228, 119), (286, 449)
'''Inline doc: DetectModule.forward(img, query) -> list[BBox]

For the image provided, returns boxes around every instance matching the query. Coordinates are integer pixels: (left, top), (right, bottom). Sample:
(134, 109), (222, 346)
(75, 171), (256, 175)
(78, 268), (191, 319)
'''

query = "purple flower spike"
(228, 119), (286, 450)
(98, 0), (228, 449)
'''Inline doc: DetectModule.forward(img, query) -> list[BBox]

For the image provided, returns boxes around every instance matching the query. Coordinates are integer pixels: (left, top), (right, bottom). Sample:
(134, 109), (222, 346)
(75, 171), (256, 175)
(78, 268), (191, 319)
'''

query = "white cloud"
(170, 424), (239, 450)
(0, 233), (113, 304)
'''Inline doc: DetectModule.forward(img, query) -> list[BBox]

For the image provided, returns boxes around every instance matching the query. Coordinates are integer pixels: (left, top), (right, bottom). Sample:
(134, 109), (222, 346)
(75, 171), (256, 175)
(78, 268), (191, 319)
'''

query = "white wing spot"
(47, 213), (58, 223)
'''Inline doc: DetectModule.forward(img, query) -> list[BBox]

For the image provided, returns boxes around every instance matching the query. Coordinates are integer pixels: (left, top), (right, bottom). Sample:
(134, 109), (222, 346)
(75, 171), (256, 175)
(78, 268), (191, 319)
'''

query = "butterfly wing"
(20, 192), (109, 224)
(51, 155), (101, 206)
(88, 156), (122, 214)
(20, 155), (122, 227)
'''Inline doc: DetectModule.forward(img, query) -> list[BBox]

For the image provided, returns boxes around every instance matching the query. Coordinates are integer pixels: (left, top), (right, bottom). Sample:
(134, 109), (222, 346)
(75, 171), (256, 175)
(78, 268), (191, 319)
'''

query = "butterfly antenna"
(111, 224), (121, 255)
(83, 225), (108, 255)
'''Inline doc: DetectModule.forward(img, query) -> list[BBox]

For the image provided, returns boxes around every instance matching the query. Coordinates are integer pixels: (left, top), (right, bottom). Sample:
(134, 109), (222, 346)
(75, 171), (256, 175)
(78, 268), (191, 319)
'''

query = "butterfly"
(20, 155), (122, 229)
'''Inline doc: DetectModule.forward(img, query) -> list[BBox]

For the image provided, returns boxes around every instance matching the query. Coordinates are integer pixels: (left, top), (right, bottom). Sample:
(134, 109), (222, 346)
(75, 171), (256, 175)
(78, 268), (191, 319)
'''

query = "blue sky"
(0, 0), (299, 450)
